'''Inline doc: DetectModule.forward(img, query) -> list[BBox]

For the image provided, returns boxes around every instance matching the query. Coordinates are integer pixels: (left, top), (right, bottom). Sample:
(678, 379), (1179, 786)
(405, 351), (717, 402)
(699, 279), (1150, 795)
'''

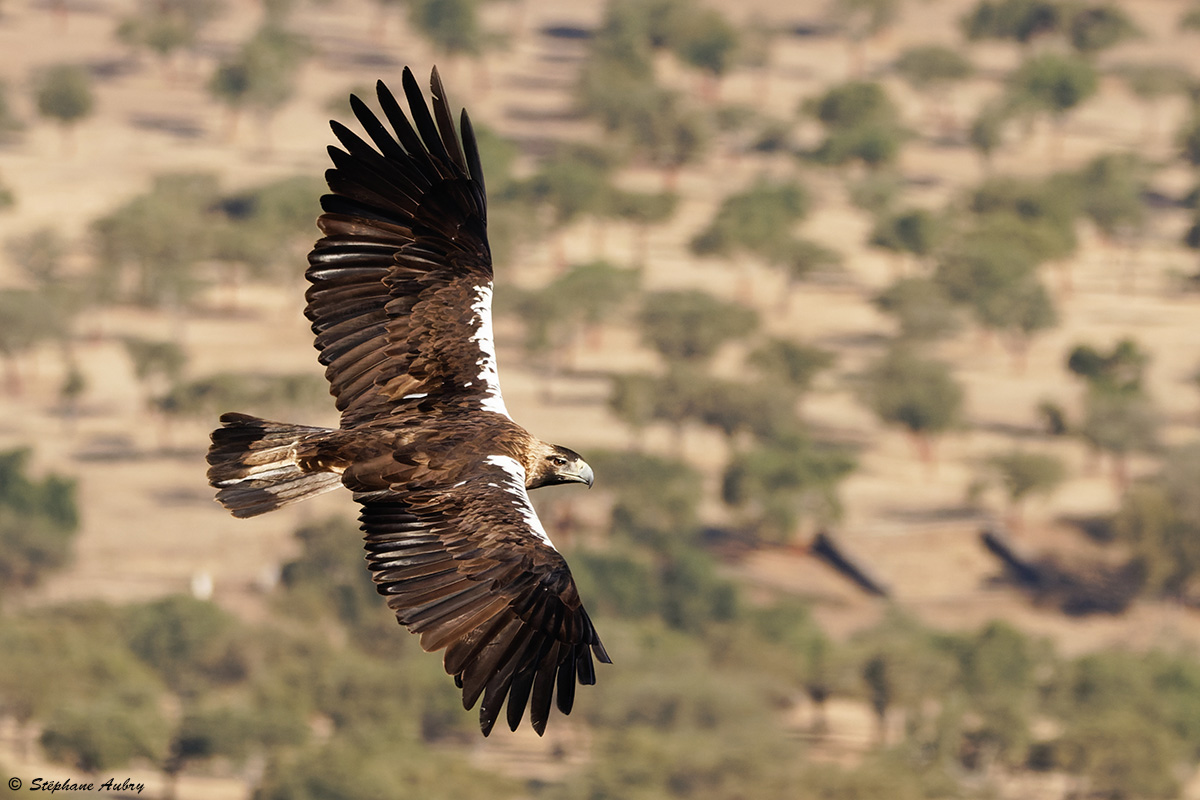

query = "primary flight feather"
(206, 67), (610, 737)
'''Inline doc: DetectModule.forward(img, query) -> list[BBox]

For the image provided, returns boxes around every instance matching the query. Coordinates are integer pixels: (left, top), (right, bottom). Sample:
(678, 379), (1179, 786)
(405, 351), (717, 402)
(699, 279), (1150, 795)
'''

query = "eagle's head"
(528, 443), (594, 490)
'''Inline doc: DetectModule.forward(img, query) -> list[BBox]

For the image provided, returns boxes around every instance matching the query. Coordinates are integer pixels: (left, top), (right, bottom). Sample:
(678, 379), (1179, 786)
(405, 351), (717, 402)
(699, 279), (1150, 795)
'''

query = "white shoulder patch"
(470, 285), (511, 418)
(484, 455), (554, 548)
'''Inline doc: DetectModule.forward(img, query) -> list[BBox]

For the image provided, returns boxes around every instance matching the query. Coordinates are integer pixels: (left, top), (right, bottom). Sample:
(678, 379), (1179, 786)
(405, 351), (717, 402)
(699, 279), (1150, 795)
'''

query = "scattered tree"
(875, 276), (962, 342)
(747, 337), (834, 401)
(1075, 152), (1149, 259)
(122, 337), (188, 410)
(984, 449), (1067, 528)
(123, 595), (247, 697)
(869, 207), (944, 271)
(1065, 3), (1140, 55)
(1114, 443), (1200, 598)
(638, 290), (758, 366)
(7, 226), (68, 288)
(116, 0), (226, 76)
(722, 433), (856, 544)
(208, 24), (311, 144)
(408, 0), (492, 65)
(0, 448), (79, 593)
(828, 0), (901, 76)
(673, 8), (739, 100)
(0, 289), (67, 393)
(1080, 388), (1158, 491)
(91, 172), (220, 308)
(961, 0), (1063, 47)
(894, 45), (974, 132)
(968, 101), (1011, 170)
(31, 64), (94, 153)
(1006, 52), (1098, 156)
(859, 345), (964, 463)
(805, 80), (907, 168)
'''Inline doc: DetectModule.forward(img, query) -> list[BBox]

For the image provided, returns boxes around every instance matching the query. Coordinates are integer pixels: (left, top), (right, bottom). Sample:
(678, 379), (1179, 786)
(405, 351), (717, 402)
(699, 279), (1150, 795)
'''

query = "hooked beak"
(564, 460), (594, 489)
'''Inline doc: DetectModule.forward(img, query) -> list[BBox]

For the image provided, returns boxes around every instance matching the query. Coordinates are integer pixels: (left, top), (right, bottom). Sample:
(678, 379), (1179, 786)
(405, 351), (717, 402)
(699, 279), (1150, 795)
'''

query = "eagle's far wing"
(358, 455), (610, 737)
(306, 67), (507, 427)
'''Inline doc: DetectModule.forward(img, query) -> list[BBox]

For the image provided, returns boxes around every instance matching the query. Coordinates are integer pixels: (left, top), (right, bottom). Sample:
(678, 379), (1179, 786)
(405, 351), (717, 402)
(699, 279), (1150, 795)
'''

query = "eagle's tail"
(207, 412), (343, 518)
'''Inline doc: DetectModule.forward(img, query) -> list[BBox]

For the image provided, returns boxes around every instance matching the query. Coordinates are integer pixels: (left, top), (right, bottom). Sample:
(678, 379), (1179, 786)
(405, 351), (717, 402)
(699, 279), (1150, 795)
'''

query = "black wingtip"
(480, 709), (497, 737)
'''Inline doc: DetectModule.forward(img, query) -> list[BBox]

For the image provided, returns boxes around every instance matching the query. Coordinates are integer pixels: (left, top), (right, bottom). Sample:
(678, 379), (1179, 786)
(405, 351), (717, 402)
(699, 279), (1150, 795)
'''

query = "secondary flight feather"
(206, 67), (610, 736)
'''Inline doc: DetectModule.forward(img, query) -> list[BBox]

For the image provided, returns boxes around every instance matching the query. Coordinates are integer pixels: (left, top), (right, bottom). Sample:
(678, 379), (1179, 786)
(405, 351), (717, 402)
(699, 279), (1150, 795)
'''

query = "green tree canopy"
(807, 79), (898, 130)
(869, 207), (944, 265)
(208, 24), (311, 139)
(693, 376), (799, 446)
(858, 345), (964, 461)
(254, 738), (516, 800)
(122, 337), (187, 397)
(1115, 443), (1200, 598)
(934, 219), (1057, 341)
(279, 516), (390, 642)
(967, 173), (1079, 259)
(91, 172), (220, 307)
(985, 449), (1067, 519)
(894, 45), (973, 93)
(408, 0), (489, 58)
(211, 174), (323, 277)
(122, 595), (248, 696)
(41, 695), (169, 773)
(721, 433), (856, 543)
(32, 64), (94, 132)
(747, 337), (834, 397)
(805, 80), (907, 167)
(691, 178), (810, 265)
(624, 91), (709, 180)
(116, 0), (226, 66)
(6, 226), (68, 288)
(1066, 337), (1148, 393)
(961, 0), (1063, 45)
(673, 8), (739, 83)
(874, 276), (962, 342)
(968, 100), (1011, 167)
(1006, 51), (1098, 126)
(520, 144), (616, 230)
(0, 288), (67, 391)
(1177, 106), (1200, 167)
(1074, 152), (1150, 242)
(1065, 3), (1140, 55)
(638, 290), (758, 365)
(546, 260), (642, 335)
(1080, 388), (1158, 486)
(499, 261), (639, 366)
(0, 448), (79, 592)
(587, 449), (704, 547)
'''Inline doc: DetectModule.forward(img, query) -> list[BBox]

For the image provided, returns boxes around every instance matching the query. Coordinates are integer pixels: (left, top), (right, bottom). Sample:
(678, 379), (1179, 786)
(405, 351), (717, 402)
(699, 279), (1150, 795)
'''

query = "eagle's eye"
(548, 455), (568, 468)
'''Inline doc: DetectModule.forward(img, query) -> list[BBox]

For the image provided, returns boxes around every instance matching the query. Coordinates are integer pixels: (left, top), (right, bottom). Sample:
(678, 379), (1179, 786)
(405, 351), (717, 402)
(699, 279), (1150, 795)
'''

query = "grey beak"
(574, 461), (594, 489)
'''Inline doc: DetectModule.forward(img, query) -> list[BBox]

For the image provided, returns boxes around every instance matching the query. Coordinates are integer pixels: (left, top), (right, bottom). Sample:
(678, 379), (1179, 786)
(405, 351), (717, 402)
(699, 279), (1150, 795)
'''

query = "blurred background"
(2, 0), (1200, 796)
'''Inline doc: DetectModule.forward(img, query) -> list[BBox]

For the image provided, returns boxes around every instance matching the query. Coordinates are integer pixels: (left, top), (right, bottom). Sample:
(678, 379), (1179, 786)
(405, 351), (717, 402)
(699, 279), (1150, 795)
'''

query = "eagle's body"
(206, 68), (609, 737)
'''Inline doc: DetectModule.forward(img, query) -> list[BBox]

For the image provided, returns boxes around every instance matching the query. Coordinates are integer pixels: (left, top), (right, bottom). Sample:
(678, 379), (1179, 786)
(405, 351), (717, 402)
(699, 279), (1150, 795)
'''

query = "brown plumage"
(206, 67), (609, 737)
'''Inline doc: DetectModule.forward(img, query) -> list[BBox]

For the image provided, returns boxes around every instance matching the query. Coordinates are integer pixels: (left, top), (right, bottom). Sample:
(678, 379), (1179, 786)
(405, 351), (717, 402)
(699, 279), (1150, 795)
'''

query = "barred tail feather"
(207, 412), (342, 518)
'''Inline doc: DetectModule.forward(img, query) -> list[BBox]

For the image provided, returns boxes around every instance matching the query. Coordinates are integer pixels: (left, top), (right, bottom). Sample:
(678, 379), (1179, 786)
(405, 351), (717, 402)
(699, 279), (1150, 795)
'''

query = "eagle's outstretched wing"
(306, 67), (506, 427)
(358, 455), (610, 736)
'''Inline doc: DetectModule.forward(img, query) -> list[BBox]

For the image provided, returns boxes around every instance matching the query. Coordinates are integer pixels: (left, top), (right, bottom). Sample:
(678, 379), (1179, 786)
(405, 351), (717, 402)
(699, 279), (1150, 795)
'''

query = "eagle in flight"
(206, 67), (610, 736)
